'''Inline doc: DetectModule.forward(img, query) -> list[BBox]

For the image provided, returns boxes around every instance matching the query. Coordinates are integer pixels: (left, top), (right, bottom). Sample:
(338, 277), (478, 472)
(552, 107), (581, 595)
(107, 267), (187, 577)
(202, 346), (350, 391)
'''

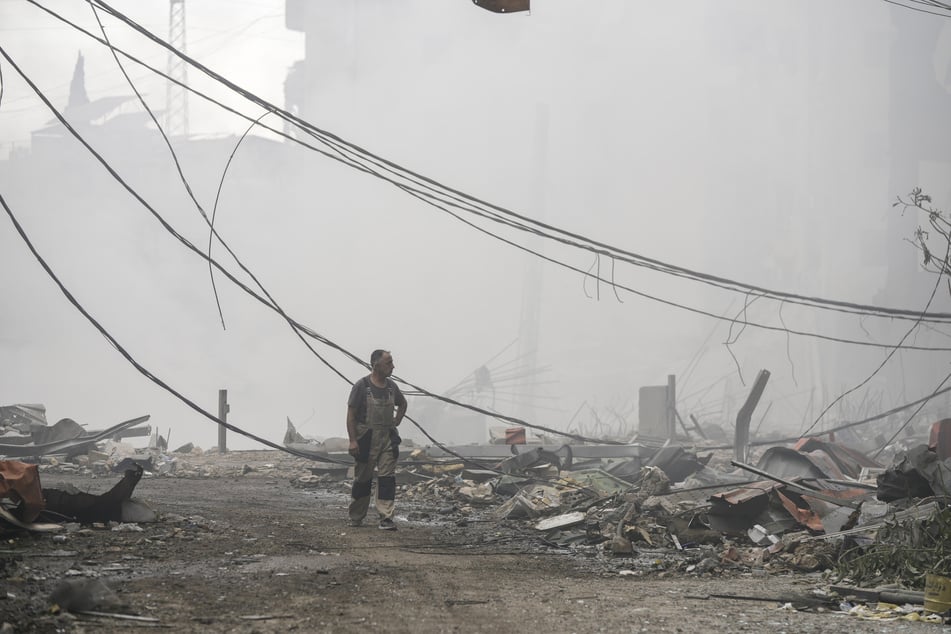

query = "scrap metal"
(734, 369), (770, 464)
(0, 415), (150, 458)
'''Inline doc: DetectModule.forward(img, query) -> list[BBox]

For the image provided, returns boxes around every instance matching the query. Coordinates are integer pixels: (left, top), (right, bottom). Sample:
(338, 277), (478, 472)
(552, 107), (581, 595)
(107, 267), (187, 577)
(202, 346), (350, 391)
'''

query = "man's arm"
(394, 387), (407, 427)
(347, 406), (359, 456)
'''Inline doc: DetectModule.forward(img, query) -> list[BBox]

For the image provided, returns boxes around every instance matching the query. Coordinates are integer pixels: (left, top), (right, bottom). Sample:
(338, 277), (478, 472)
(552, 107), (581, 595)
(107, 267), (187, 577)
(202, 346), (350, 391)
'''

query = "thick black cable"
(5, 7), (905, 494)
(8, 23), (861, 450)
(393, 179), (951, 352)
(22, 0), (951, 332)
(208, 111), (271, 330)
(871, 368), (951, 460)
(80, 0), (951, 325)
(801, 200), (951, 436)
(0, 42), (358, 382)
(0, 190), (347, 463)
(0, 43), (624, 458)
(25, 1), (951, 350)
(883, 0), (951, 17)
(12, 5), (951, 467)
(90, 0), (250, 332)
(0, 193), (588, 489)
(0, 169), (584, 484)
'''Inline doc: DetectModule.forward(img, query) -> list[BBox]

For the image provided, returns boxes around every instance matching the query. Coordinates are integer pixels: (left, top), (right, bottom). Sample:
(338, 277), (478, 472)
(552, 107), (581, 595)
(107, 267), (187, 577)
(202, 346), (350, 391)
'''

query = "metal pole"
(666, 374), (676, 440)
(735, 370), (770, 464)
(217, 389), (228, 453)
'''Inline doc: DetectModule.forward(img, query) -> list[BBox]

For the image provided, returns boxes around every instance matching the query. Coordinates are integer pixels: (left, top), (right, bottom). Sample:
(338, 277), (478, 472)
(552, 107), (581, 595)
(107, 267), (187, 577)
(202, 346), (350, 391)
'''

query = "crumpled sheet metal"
(776, 490), (824, 532)
(30, 418), (84, 446)
(794, 437), (882, 479)
(930, 419), (951, 459)
(646, 445), (707, 483)
(876, 444), (951, 501)
(707, 481), (781, 535)
(0, 415), (149, 458)
(710, 476), (873, 536)
(757, 446), (844, 481)
(0, 404), (48, 433)
(0, 460), (44, 522)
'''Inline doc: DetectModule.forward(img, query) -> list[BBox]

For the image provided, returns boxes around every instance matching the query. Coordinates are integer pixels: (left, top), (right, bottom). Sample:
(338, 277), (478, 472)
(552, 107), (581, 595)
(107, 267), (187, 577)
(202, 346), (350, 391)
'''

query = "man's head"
(370, 349), (394, 377)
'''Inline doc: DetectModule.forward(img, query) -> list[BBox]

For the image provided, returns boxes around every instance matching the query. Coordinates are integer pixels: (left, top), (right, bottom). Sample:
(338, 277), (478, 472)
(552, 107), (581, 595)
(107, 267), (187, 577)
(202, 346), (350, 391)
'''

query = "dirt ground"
(0, 450), (937, 633)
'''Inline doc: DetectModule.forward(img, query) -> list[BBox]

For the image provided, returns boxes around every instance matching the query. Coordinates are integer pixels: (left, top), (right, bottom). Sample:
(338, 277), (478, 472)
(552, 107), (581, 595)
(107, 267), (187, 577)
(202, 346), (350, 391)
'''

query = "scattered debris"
(6, 398), (951, 630)
(0, 407), (151, 460)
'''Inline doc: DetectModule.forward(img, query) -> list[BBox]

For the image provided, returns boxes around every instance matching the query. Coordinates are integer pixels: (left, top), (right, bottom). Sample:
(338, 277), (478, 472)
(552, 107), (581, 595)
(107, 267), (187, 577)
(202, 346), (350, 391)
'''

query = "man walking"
(346, 349), (407, 530)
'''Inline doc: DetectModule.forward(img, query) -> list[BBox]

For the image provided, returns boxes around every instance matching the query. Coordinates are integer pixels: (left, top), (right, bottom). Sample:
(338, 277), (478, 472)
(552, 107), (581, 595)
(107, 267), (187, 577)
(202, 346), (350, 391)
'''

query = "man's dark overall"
(348, 380), (399, 523)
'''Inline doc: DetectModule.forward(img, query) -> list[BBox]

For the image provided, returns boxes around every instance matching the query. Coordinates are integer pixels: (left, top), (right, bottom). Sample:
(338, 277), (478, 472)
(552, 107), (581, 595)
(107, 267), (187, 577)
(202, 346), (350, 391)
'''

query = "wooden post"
(217, 389), (229, 454)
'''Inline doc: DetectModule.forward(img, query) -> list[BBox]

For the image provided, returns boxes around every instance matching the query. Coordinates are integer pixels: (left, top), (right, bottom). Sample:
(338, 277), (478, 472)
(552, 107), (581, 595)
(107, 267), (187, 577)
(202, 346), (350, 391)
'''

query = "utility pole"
(217, 389), (229, 453)
(166, 0), (189, 137)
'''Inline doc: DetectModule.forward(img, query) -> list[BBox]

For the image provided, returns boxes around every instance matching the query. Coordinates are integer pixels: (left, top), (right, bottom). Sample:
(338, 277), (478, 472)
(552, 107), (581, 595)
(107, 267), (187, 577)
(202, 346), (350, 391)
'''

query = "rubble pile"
(374, 420), (951, 622)
(5, 401), (951, 626)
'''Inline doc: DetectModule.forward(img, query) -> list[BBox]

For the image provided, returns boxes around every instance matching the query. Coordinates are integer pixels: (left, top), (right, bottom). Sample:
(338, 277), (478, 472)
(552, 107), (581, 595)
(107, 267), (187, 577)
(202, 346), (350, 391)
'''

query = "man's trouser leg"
(374, 430), (397, 520)
(349, 429), (374, 523)
(349, 459), (373, 522)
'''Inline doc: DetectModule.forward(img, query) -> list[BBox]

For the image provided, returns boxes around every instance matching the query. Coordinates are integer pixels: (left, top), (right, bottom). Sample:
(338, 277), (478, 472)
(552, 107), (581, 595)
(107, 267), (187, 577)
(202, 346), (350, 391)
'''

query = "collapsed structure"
(3, 398), (951, 623)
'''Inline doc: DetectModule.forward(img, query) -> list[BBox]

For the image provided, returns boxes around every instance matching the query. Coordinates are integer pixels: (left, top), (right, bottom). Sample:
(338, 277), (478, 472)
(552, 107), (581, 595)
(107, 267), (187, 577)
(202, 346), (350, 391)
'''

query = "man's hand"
(348, 439), (359, 457)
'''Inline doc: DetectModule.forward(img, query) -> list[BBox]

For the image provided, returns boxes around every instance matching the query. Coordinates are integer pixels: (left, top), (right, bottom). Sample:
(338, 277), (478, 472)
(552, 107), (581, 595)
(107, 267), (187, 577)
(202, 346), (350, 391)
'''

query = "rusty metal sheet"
(776, 490), (824, 532)
(0, 460), (44, 522)
(708, 482), (781, 535)
(757, 446), (844, 480)
(794, 437), (882, 479)
(930, 419), (951, 459)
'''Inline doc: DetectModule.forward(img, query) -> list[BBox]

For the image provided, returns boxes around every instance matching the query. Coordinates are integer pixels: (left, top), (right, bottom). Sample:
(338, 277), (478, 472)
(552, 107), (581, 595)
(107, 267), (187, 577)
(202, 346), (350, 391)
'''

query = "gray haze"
(2, 1), (951, 450)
